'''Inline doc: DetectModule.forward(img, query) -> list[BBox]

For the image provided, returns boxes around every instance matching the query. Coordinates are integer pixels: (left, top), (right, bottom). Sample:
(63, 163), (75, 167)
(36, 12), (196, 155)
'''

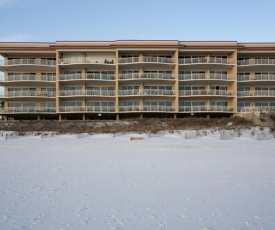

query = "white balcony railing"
(119, 73), (140, 80)
(59, 73), (115, 81)
(238, 106), (275, 113)
(179, 106), (207, 112)
(118, 57), (139, 64)
(237, 90), (275, 97)
(179, 90), (234, 96)
(179, 73), (235, 81)
(1, 74), (56, 82)
(119, 106), (140, 112)
(119, 73), (174, 80)
(59, 106), (115, 113)
(179, 57), (233, 65)
(119, 89), (140, 96)
(59, 90), (115, 97)
(119, 89), (175, 96)
(0, 59), (56, 66)
(142, 106), (175, 112)
(209, 106), (234, 112)
(237, 58), (275, 66)
(179, 106), (235, 112)
(1, 107), (56, 113)
(237, 74), (275, 81)
(141, 73), (174, 80)
(5, 91), (56, 98)
(143, 56), (175, 63)
(59, 58), (115, 65)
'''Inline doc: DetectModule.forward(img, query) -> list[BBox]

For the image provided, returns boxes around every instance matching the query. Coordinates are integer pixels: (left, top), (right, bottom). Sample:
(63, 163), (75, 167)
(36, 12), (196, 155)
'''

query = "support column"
(116, 113), (120, 121)
(207, 114), (210, 119)
(37, 115), (40, 120)
(4, 116), (7, 121)
(140, 113), (143, 119)
(59, 114), (62, 121)
(82, 114), (86, 121)
(174, 113), (177, 119)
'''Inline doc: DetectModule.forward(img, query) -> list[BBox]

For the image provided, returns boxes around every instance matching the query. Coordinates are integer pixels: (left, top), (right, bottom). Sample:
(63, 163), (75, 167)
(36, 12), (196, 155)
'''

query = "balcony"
(119, 73), (140, 80)
(0, 74), (56, 86)
(237, 58), (275, 71)
(0, 58), (56, 71)
(118, 89), (175, 96)
(179, 106), (234, 113)
(143, 56), (174, 63)
(59, 90), (115, 97)
(59, 106), (115, 113)
(59, 57), (115, 70)
(142, 105), (175, 112)
(238, 106), (275, 113)
(179, 57), (234, 65)
(179, 90), (234, 97)
(179, 73), (235, 81)
(119, 73), (174, 81)
(1, 107), (56, 114)
(238, 58), (275, 66)
(2, 91), (56, 98)
(59, 73), (115, 81)
(119, 106), (140, 112)
(237, 90), (275, 97)
(59, 57), (115, 65)
(119, 57), (139, 64)
(237, 74), (275, 82)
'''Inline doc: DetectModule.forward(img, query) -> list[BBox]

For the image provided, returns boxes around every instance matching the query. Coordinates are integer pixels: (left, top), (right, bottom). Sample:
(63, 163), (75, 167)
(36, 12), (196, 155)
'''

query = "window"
(121, 101), (139, 106)
(86, 101), (115, 107)
(41, 73), (56, 81)
(210, 101), (227, 106)
(121, 85), (139, 90)
(64, 86), (82, 91)
(143, 101), (172, 106)
(64, 102), (82, 107)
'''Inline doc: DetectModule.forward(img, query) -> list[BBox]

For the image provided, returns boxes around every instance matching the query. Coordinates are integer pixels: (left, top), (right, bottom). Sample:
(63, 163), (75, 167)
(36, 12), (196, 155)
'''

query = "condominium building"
(0, 40), (274, 120)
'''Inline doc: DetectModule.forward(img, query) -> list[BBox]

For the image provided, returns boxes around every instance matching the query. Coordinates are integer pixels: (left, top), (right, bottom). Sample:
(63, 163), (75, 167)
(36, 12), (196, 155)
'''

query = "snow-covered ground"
(0, 131), (275, 230)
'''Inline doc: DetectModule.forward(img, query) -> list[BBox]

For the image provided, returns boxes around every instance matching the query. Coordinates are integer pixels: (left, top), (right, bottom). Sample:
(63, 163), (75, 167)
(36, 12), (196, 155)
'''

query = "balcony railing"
(179, 73), (235, 81)
(179, 57), (233, 65)
(141, 73), (174, 80)
(59, 73), (115, 81)
(59, 58), (115, 65)
(5, 91), (56, 98)
(119, 73), (140, 80)
(143, 56), (175, 63)
(238, 106), (275, 113)
(142, 106), (175, 112)
(119, 89), (175, 96)
(119, 106), (140, 112)
(0, 59), (56, 66)
(59, 90), (115, 97)
(1, 74), (56, 82)
(179, 106), (234, 112)
(179, 90), (234, 96)
(119, 73), (174, 80)
(237, 74), (275, 81)
(119, 89), (140, 96)
(59, 106), (115, 113)
(1, 107), (56, 113)
(237, 58), (275, 66)
(119, 57), (139, 63)
(237, 90), (275, 97)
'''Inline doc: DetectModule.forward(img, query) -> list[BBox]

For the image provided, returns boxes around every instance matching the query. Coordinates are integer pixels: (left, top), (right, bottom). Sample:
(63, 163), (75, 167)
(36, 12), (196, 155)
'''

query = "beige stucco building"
(0, 40), (274, 120)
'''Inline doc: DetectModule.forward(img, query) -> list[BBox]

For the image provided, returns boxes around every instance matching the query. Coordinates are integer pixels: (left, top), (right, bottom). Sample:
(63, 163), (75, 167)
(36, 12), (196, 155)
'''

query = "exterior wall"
(1, 40), (275, 119)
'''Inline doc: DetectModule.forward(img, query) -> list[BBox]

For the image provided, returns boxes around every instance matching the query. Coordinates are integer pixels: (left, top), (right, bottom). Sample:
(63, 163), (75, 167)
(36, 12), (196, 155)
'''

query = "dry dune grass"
(0, 117), (253, 133)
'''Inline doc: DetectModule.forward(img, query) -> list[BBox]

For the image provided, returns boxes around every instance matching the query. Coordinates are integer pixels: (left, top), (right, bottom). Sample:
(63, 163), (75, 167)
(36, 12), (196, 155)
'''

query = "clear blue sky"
(0, 0), (275, 42)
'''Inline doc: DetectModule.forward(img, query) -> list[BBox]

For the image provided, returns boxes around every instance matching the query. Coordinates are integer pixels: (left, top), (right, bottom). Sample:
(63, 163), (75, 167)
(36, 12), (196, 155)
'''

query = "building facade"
(0, 40), (275, 120)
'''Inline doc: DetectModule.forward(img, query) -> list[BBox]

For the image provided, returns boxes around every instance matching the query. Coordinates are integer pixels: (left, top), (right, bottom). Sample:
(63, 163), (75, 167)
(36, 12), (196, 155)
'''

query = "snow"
(0, 130), (275, 230)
